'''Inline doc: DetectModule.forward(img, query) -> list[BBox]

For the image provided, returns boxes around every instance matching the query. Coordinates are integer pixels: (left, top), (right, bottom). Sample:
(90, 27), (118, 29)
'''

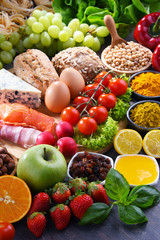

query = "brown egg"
(45, 81), (71, 113)
(59, 68), (85, 99)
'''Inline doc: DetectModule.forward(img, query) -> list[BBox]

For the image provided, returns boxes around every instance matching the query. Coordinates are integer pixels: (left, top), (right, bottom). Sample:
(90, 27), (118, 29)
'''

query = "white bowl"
(67, 151), (114, 185)
(114, 154), (159, 187)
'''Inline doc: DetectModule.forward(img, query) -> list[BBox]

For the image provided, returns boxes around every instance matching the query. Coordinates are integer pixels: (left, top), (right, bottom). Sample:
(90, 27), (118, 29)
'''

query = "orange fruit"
(0, 175), (32, 223)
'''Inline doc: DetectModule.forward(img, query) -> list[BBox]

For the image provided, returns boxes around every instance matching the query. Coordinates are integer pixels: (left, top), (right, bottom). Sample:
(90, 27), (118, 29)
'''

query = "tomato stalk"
(79, 70), (116, 117)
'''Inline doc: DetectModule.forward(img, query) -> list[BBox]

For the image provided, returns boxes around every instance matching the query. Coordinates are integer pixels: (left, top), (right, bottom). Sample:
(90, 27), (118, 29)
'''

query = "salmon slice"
(0, 103), (57, 135)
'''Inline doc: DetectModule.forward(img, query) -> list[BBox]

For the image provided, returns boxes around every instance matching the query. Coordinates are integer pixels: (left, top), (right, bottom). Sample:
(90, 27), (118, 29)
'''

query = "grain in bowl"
(101, 41), (152, 74)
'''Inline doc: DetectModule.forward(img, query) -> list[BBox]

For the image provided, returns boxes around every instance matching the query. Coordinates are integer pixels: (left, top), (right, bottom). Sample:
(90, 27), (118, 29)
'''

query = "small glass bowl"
(114, 154), (159, 187)
(67, 151), (114, 185)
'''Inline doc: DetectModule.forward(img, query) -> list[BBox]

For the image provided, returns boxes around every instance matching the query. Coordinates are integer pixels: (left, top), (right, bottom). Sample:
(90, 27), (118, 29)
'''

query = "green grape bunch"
(0, 9), (109, 69)
(22, 9), (109, 57)
(0, 32), (20, 69)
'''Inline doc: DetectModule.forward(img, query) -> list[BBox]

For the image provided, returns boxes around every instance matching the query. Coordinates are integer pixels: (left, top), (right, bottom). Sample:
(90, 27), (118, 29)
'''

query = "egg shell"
(59, 68), (85, 99)
(45, 81), (71, 113)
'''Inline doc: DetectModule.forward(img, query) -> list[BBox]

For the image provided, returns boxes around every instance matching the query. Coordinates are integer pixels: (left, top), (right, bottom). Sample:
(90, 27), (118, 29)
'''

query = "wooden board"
(0, 102), (128, 160)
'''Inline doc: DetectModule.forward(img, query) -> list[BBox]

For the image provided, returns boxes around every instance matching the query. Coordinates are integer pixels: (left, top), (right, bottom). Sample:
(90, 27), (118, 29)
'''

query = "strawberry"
(69, 178), (87, 194)
(50, 204), (71, 230)
(28, 192), (51, 216)
(88, 182), (109, 205)
(52, 182), (71, 204)
(27, 212), (46, 238)
(70, 194), (93, 219)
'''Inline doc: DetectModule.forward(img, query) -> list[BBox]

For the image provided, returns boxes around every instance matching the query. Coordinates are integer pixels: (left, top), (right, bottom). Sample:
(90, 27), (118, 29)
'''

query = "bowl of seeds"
(101, 15), (152, 76)
(101, 41), (152, 76)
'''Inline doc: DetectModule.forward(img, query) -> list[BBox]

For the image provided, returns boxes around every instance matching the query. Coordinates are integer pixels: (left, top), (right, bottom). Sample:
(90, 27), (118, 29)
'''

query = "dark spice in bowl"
(68, 151), (113, 182)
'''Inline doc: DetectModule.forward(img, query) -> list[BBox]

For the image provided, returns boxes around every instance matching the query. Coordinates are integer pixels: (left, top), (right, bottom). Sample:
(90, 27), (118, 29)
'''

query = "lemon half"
(143, 130), (160, 158)
(113, 129), (143, 155)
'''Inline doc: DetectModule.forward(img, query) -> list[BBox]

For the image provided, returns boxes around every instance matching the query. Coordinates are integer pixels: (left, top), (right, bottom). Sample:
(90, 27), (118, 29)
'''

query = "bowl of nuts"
(67, 151), (114, 185)
(101, 41), (153, 76)
(0, 146), (18, 176)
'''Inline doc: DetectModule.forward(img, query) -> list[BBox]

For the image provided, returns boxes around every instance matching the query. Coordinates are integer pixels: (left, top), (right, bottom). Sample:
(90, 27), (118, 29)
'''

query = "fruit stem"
(79, 70), (116, 117)
(43, 147), (48, 161)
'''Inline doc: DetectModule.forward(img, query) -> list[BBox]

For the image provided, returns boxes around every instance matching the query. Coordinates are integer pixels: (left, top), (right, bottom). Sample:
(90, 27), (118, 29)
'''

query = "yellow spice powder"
(130, 102), (160, 128)
(130, 72), (160, 96)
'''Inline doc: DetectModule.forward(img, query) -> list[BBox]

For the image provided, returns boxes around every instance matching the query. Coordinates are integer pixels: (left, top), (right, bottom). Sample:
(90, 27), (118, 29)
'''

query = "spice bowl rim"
(114, 154), (159, 188)
(101, 45), (152, 76)
(67, 151), (114, 185)
(128, 70), (160, 100)
(126, 100), (160, 132)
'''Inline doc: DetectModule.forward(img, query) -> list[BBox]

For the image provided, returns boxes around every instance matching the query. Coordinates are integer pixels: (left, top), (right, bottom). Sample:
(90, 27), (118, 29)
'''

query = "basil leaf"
(79, 203), (111, 225)
(129, 185), (160, 209)
(118, 203), (148, 224)
(105, 168), (130, 201)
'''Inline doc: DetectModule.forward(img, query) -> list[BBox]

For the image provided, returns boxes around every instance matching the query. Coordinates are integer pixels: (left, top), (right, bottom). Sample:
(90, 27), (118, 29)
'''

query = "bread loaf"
(51, 47), (106, 83)
(14, 49), (59, 98)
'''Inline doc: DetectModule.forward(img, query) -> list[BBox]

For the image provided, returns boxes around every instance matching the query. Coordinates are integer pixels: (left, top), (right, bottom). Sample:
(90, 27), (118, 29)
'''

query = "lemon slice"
(113, 129), (143, 154)
(143, 130), (160, 158)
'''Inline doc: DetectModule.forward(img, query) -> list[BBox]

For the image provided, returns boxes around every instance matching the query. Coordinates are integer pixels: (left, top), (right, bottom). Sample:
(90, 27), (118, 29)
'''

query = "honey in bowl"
(114, 155), (159, 187)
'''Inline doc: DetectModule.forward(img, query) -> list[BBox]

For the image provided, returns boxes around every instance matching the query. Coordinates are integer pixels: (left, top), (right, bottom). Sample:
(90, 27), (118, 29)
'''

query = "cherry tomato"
(78, 117), (97, 135)
(98, 93), (117, 111)
(108, 78), (128, 96)
(94, 71), (112, 87)
(72, 96), (93, 113)
(89, 106), (108, 124)
(83, 83), (104, 100)
(0, 222), (15, 240)
(61, 106), (80, 126)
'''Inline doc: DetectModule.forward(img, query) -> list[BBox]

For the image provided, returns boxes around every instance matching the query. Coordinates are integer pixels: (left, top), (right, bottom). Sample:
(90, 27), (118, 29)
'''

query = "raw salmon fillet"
(0, 103), (57, 135)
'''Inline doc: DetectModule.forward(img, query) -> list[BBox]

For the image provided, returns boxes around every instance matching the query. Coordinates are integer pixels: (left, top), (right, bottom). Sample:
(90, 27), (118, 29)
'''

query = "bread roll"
(14, 49), (59, 98)
(51, 47), (106, 83)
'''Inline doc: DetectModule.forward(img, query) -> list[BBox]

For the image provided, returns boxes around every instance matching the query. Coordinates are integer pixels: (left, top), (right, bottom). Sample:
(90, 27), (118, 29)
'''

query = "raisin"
(0, 147), (7, 154)
(1, 165), (8, 173)
(0, 158), (3, 167)
(69, 152), (112, 182)
(7, 162), (15, 170)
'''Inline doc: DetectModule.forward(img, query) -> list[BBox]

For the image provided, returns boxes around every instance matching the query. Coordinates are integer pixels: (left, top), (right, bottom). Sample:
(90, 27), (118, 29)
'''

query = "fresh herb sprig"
(79, 168), (160, 225)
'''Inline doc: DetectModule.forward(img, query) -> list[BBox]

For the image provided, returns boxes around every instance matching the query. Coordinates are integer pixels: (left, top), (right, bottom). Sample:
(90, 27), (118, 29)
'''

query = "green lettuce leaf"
(73, 116), (118, 150)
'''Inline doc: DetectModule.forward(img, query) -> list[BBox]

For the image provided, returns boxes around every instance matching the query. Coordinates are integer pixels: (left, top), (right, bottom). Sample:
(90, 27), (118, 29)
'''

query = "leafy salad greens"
(52, 0), (160, 37)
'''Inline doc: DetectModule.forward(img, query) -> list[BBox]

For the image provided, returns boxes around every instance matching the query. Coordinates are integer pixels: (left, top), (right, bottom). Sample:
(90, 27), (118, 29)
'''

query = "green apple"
(17, 144), (67, 192)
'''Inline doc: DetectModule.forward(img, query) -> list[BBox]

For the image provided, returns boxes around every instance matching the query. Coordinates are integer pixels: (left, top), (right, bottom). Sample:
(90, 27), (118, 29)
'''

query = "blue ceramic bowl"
(127, 100), (160, 133)
(129, 70), (160, 101)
